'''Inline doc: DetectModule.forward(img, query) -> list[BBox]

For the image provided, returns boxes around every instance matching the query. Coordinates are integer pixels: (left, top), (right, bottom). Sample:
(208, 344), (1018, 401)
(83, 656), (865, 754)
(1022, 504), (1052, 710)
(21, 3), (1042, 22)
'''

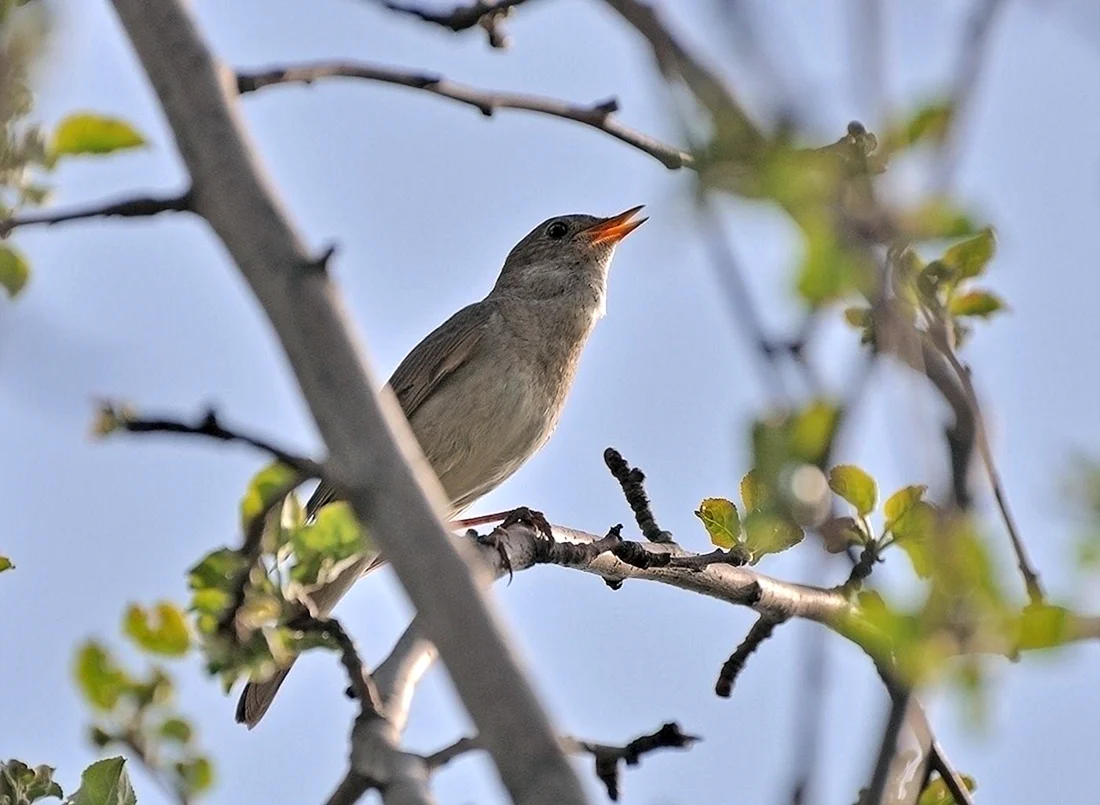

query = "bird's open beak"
(582, 205), (647, 246)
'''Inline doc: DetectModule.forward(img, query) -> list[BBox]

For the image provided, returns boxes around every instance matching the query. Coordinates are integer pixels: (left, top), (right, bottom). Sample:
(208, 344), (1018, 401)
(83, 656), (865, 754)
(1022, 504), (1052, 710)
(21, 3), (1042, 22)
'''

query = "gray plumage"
(236, 207), (645, 727)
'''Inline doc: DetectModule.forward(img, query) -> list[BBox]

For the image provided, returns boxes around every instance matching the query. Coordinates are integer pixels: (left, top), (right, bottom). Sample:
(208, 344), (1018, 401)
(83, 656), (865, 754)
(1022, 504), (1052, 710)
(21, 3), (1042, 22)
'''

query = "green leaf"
(789, 399), (841, 465)
(290, 502), (366, 585)
(899, 199), (979, 240)
(843, 306), (871, 328)
(743, 512), (804, 562)
(884, 484), (927, 524)
(918, 774), (977, 805)
(68, 757), (136, 805)
(889, 501), (938, 578)
(49, 113), (146, 159)
(158, 717), (194, 743)
(0, 760), (63, 803)
(948, 289), (1005, 318)
(0, 244), (30, 298)
(1014, 603), (1072, 651)
(740, 471), (766, 512)
(0, 555), (12, 573)
(74, 642), (128, 710)
(885, 101), (952, 152)
(694, 498), (741, 549)
(123, 601), (191, 656)
(942, 226), (996, 279)
(240, 462), (298, 533)
(176, 757), (214, 795)
(828, 465), (877, 516)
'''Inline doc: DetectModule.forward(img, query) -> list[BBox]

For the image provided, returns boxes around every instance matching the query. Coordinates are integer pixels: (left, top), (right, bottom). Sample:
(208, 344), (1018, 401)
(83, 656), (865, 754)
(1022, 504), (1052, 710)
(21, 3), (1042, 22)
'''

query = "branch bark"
(106, 2), (587, 803)
(235, 61), (692, 170)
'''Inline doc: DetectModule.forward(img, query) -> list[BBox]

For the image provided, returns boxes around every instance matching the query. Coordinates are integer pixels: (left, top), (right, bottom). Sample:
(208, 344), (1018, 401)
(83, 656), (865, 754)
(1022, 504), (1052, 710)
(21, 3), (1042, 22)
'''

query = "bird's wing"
(304, 301), (489, 520)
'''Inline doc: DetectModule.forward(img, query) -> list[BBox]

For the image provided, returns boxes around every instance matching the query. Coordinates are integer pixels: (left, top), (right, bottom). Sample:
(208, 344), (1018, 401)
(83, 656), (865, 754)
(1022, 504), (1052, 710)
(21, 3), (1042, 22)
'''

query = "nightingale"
(236, 205), (646, 727)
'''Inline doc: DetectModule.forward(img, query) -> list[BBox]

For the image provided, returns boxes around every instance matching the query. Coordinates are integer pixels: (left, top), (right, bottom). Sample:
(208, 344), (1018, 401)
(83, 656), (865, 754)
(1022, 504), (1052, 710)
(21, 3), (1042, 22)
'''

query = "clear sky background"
(3, 1), (1100, 803)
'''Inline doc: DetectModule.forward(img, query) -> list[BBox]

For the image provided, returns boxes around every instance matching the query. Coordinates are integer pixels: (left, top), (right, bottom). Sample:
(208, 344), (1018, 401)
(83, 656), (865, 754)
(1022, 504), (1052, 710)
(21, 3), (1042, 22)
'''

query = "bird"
(236, 205), (646, 727)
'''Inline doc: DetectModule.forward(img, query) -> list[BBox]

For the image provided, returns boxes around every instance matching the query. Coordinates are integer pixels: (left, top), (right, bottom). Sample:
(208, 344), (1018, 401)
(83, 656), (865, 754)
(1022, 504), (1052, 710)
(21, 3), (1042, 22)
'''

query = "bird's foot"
(500, 506), (554, 543)
(473, 528), (514, 583)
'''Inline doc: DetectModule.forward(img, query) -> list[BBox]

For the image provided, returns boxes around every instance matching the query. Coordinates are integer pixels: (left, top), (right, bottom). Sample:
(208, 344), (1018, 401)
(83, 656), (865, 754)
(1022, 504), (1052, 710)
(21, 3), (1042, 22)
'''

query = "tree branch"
(235, 62), (692, 170)
(95, 404), (323, 479)
(372, 0), (535, 48)
(603, 448), (672, 543)
(107, 2), (588, 803)
(714, 615), (785, 697)
(0, 191), (192, 237)
(427, 723), (699, 802)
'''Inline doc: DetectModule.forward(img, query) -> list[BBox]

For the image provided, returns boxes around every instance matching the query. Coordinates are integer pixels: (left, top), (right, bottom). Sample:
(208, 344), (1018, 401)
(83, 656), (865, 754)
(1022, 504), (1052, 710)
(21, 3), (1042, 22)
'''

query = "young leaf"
(740, 470), (768, 512)
(68, 757), (136, 805)
(694, 498), (741, 549)
(948, 289), (1005, 318)
(0, 760), (64, 803)
(74, 642), (128, 710)
(159, 717), (194, 744)
(743, 512), (804, 562)
(0, 555), (12, 573)
(889, 501), (937, 578)
(240, 462), (298, 533)
(0, 244), (30, 298)
(123, 601), (191, 656)
(177, 757), (214, 795)
(883, 484), (927, 524)
(50, 113), (146, 159)
(828, 465), (877, 516)
(819, 516), (865, 553)
(291, 502), (367, 585)
(942, 226), (996, 279)
(883, 101), (952, 152)
(918, 774), (977, 805)
(789, 399), (840, 465)
(843, 306), (871, 328)
(1014, 603), (1072, 651)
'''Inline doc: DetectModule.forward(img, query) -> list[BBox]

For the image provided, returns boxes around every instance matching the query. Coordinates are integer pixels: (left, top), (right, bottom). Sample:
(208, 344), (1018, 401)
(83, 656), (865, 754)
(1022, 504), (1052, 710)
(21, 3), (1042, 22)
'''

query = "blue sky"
(3, 1), (1100, 803)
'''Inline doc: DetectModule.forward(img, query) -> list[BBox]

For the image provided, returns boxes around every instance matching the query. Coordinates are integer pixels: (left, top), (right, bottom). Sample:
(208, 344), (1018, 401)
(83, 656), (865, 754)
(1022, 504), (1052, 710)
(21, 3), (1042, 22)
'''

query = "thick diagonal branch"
(106, 2), (588, 804)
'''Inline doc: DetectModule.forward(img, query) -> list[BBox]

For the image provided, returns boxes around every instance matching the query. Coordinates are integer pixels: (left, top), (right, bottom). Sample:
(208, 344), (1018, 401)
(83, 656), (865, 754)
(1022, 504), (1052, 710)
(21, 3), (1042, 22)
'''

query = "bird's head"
(492, 206), (646, 312)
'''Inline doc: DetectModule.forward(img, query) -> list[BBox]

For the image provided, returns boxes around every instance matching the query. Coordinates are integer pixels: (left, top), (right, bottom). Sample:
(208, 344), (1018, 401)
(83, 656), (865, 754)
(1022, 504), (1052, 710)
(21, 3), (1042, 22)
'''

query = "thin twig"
(602, 448), (672, 543)
(425, 735), (483, 770)
(294, 614), (383, 716)
(715, 615), (784, 697)
(929, 742), (977, 805)
(97, 404), (324, 479)
(235, 62), (692, 170)
(566, 722), (700, 803)
(373, 0), (534, 48)
(938, 346), (1045, 603)
(932, 0), (1008, 193)
(0, 191), (192, 237)
(866, 688), (913, 805)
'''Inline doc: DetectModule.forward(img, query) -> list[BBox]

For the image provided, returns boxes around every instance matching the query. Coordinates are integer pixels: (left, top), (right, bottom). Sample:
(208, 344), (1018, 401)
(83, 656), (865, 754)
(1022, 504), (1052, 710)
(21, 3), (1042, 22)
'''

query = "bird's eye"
(547, 221), (569, 239)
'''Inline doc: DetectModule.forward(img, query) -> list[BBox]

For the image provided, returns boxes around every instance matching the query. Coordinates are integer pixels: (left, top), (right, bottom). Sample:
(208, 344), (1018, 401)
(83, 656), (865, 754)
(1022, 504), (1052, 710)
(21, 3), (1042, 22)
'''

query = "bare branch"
(866, 688), (916, 805)
(107, 2), (588, 803)
(602, 448), (672, 543)
(0, 191), (192, 237)
(932, 0), (1008, 192)
(235, 62), (692, 170)
(567, 722), (700, 802)
(929, 742), (977, 805)
(938, 345), (1045, 603)
(373, 0), (535, 48)
(428, 724), (700, 802)
(714, 615), (784, 697)
(95, 404), (323, 479)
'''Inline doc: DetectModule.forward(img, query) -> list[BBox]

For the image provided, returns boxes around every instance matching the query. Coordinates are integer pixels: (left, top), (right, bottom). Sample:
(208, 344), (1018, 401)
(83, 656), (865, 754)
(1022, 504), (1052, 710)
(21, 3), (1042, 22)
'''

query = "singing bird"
(237, 206), (646, 727)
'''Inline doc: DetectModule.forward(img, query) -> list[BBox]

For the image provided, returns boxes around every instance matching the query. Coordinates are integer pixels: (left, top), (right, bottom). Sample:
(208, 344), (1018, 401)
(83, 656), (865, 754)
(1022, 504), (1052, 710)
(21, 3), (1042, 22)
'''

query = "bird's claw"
(475, 528), (514, 584)
(500, 506), (554, 542)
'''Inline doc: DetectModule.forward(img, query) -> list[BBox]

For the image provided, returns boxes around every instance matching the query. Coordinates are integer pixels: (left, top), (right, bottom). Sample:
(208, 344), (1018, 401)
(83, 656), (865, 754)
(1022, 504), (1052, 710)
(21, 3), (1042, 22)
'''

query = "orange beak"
(581, 205), (647, 246)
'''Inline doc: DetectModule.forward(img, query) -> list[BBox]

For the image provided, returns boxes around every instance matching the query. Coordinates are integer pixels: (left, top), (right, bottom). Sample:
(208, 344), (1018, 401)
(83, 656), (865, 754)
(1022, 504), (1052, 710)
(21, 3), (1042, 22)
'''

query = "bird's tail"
(234, 550), (383, 729)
